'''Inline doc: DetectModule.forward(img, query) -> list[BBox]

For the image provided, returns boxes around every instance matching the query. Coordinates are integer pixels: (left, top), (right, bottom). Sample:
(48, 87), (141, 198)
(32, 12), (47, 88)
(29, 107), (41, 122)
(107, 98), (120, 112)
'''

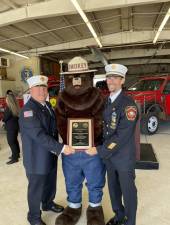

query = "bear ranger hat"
(60, 56), (97, 75)
(27, 75), (48, 88)
(105, 64), (128, 78)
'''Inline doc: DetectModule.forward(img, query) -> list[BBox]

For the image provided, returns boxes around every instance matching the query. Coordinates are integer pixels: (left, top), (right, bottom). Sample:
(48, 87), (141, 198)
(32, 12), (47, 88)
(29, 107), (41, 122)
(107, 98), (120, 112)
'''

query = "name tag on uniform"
(108, 142), (117, 150)
(24, 110), (33, 118)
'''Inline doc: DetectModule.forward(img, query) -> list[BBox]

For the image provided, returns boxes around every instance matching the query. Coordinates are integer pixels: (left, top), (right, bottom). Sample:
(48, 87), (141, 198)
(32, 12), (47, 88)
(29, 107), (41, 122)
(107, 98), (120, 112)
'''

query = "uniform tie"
(43, 104), (52, 116)
(108, 97), (112, 105)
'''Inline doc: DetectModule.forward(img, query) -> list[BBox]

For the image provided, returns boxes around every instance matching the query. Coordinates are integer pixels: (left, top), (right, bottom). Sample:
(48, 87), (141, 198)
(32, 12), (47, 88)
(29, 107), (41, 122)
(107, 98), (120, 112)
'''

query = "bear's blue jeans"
(62, 151), (106, 207)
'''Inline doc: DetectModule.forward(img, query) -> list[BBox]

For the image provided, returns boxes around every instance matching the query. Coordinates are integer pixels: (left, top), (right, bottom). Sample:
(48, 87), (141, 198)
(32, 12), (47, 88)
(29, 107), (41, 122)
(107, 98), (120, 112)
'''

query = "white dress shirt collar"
(109, 89), (122, 103)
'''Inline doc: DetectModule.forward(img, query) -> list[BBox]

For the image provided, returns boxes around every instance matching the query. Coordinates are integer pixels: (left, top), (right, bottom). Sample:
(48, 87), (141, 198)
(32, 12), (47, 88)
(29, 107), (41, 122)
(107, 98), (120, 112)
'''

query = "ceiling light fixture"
(70, 0), (102, 48)
(153, 8), (170, 44)
(0, 47), (29, 59)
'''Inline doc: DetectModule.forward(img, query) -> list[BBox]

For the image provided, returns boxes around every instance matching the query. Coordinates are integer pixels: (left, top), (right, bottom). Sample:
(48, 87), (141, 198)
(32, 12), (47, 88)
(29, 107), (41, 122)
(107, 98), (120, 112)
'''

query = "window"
(128, 79), (164, 91)
(96, 80), (108, 90)
(163, 81), (170, 94)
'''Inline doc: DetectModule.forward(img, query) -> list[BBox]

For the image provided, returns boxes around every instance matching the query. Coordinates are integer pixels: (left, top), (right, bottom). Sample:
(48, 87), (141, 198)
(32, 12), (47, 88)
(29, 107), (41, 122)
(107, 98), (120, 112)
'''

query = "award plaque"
(67, 118), (94, 150)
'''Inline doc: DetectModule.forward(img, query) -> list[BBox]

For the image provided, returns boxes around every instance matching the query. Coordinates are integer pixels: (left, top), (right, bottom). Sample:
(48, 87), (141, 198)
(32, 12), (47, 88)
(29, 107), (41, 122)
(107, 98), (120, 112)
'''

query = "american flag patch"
(24, 110), (33, 118)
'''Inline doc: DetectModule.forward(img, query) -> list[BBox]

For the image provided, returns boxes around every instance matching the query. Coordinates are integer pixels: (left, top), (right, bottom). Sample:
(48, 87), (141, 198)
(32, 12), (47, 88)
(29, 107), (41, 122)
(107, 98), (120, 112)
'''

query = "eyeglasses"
(35, 85), (47, 87)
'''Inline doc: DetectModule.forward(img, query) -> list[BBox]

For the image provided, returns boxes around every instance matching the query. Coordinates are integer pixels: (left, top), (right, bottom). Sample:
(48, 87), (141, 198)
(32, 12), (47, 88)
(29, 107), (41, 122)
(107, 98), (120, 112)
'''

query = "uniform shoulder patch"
(125, 106), (137, 121)
(24, 110), (33, 118)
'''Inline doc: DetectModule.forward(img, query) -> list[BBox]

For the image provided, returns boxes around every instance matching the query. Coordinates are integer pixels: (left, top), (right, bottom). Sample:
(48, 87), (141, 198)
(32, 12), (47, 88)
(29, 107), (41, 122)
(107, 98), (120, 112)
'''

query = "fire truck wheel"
(141, 112), (159, 135)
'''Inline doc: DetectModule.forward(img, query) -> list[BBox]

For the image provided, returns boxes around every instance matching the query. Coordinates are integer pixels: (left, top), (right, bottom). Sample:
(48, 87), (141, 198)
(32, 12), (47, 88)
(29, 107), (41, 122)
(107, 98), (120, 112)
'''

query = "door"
(163, 80), (170, 115)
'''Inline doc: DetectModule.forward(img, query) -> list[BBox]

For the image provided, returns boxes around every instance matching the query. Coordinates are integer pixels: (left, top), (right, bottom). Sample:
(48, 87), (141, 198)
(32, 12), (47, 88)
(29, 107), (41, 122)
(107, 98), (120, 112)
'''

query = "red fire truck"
(96, 75), (170, 135)
(126, 75), (170, 134)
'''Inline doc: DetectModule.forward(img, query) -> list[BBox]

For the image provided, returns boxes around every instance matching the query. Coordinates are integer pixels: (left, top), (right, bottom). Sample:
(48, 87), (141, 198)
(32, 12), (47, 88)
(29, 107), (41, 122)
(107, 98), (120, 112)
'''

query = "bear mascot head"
(56, 56), (104, 145)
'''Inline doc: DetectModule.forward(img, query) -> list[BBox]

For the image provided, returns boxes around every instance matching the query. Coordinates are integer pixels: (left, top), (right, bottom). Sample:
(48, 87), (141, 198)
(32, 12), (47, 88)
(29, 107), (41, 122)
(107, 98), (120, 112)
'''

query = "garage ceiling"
(1, 0), (170, 76)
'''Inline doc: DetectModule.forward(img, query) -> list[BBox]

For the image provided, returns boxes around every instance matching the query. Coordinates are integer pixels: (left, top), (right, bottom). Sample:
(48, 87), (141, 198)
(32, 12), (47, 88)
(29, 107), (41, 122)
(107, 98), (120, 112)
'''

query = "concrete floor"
(0, 122), (170, 225)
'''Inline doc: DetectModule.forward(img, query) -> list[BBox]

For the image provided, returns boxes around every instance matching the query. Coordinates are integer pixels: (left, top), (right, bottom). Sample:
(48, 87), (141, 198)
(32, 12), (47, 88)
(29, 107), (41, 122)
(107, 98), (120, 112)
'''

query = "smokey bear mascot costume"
(55, 57), (106, 225)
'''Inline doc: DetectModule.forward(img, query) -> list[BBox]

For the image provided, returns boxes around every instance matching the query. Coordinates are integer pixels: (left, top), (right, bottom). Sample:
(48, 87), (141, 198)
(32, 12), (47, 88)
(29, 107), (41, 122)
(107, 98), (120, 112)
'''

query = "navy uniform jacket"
(2, 107), (19, 132)
(19, 97), (63, 175)
(97, 91), (139, 170)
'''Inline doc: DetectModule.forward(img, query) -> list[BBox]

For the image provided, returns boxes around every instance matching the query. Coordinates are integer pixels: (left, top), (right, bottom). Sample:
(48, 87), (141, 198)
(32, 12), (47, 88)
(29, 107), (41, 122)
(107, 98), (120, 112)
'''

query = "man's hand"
(86, 147), (98, 156)
(63, 145), (75, 155)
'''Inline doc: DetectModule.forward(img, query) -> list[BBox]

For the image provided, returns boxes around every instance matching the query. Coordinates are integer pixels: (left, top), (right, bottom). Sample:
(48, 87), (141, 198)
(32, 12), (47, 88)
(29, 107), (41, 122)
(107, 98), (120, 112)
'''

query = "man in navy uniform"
(86, 64), (138, 225)
(19, 75), (75, 225)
